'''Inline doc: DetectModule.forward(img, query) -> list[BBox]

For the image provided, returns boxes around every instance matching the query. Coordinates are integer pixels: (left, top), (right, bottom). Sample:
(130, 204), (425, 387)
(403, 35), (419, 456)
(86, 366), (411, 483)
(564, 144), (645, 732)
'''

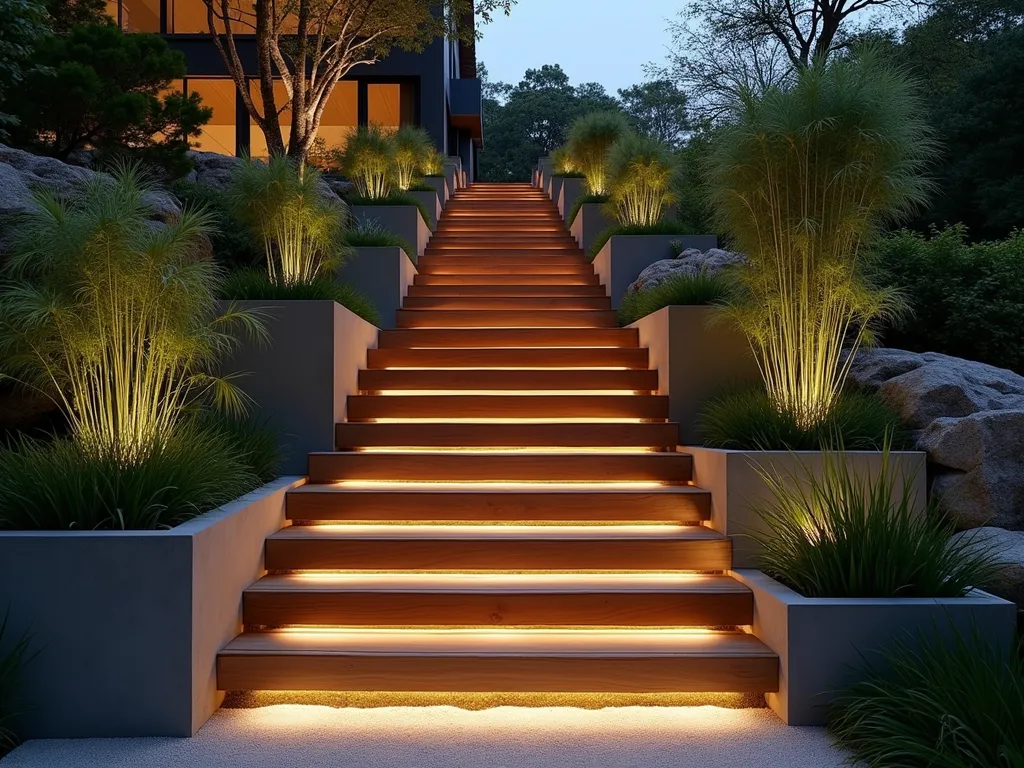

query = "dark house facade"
(104, 0), (483, 179)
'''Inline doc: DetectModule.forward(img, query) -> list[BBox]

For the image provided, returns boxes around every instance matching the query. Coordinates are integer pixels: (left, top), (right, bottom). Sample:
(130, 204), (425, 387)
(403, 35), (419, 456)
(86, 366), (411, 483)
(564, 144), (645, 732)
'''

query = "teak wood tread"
(356, 368), (656, 392)
(344, 394), (669, 420)
(334, 421), (676, 447)
(376, 327), (639, 348)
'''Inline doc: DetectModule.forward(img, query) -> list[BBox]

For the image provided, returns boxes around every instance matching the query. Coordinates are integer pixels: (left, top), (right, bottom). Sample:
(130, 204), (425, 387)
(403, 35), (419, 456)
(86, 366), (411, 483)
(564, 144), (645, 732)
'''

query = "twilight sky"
(475, 0), (682, 95)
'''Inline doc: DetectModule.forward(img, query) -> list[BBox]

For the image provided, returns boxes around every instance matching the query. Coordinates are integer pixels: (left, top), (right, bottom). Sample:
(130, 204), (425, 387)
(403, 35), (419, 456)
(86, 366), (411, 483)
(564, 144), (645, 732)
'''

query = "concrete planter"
(408, 189), (442, 231)
(547, 175), (564, 204)
(558, 177), (586, 222)
(593, 234), (720, 308)
(339, 246), (418, 330)
(733, 570), (1017, 725)
(0, 476), (303, 738)
(422, 175), (449, 208)
(221, 300), (378, 472)
(687, 447), (928, 568)
(569, 203), (614, 256)
(630, 306), (760, 444)
(350, 205), (431, 259)
(535, 156), (552, 189)
(443, 158), (463, 195)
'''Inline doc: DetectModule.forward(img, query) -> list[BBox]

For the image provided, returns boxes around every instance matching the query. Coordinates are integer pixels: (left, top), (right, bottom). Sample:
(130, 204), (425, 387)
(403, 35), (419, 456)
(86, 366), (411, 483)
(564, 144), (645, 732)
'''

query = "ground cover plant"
(617, 271), (730, 325)
(220, 268), (379, 326)
(342, 220), (417, 262)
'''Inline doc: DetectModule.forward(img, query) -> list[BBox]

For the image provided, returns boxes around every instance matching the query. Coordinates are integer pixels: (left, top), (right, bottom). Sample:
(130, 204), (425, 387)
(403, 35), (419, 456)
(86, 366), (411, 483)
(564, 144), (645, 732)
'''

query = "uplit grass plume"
(751, 443), (1002, 598)
(421, 150), (447, 177)
(227, 154), (346, 286)
(336, 125), (395, 199)
(567, 111), (631, 195)
(551, 145), (578, 175)
(606, 134), (678, 227)
(391, 125), (434, 191)
(708, 51), (935, 429)
(0, 166), (262, 466)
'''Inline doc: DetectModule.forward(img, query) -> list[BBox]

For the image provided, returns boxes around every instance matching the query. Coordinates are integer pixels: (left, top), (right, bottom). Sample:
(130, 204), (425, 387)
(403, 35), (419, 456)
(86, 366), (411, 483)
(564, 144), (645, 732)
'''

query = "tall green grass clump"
(421, 150), (447, 177)
(341, 219), (416, 261)
(830, 631), (1024, 767)
(606, 133), (678, 227)
(336, 125), (394, 199)
(391, 125), (434, 191)
(708, 51), (935, 430)
(226, 154), (346, 287)
(567, 111), (631, 196)
(221, 268), (380, 326)
(617, 271), (730, 325)
(551, 145), (580, 176)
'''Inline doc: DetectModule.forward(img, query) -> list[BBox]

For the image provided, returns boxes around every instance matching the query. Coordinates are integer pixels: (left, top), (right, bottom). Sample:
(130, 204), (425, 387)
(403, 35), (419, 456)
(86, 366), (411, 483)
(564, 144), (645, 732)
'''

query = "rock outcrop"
(626, 248), (746, 293)
(950, 527), (1024, 606)
(848, 348), (1024, 530)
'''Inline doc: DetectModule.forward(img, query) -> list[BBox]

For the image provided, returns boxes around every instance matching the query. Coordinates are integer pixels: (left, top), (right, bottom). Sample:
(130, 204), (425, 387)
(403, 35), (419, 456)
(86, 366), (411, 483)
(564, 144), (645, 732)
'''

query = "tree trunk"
(254, 0), (285, 157)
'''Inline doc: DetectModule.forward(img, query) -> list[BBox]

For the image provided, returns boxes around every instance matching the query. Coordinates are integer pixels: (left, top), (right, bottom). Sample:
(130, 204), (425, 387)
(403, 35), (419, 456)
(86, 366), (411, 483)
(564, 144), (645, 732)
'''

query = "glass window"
(169, 0), (255, 33)
(249, 80), (292, 158)
(368, 83), (401, 134)
(317, 81), (359, 153)
(119, 0), (160, 31)
(189, 79), (237, 155)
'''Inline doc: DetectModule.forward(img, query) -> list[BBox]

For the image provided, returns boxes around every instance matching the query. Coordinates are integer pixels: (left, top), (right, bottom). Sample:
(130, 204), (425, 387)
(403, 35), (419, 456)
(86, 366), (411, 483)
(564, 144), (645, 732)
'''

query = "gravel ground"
(2, 704), (850, 768)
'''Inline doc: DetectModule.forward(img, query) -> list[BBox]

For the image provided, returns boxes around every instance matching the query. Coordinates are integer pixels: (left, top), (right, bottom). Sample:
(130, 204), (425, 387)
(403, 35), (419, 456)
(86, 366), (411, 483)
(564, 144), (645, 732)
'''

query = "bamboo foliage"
(551, 146), (577, 175)
(392, 125), (434, 190)
(566, 111), (631, 196)
(606, 133), (678, 227)
(0, 166), (263, 465)
(336, 125), (395, 199)
(708, 51), (935, 428)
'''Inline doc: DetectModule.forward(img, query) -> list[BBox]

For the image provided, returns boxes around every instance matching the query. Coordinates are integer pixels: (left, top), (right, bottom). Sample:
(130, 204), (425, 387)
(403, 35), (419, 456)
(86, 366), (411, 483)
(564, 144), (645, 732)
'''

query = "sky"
(475, 0), (683, 95)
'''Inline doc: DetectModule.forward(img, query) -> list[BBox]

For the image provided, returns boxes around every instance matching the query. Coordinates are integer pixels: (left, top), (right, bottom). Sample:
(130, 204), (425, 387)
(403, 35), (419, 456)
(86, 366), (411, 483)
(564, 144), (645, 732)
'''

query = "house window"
(189, 79), (237, 155)
(168, 0), (255, 34)
(368, 82), (415, 133)
(113, 0), (160, 31)
(317, 81), (359, 152)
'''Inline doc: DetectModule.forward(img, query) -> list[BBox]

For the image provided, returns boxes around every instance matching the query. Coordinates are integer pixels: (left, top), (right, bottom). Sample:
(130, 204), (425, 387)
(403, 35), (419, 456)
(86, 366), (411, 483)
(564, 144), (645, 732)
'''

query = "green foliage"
(170, 179), (264, 270)
(391, 125), (434, 190)
(752, 445), (1002, 597)
(44, 0), (108, 33)
(617, 79), (690, 148)
(341, 219), (416, 261)
(225, 155), (348, 286)
(587, 220), (691, 260)
(698, 386), (904, 451)
(617, 271), (731, 325)
(0, 607), (36, 756)
(673, 122), (718, 235)
(335, 125), (395, 199)
(5, 23), (210, 177)
(566, 110), (632, 196)
(0, 0), (48, 140)
(220, 269), (380, 326)
(567, 193), (609, 227)
(829, 631), (1024, 767)
(197, 412), (282, 484)
(345, 192), (433, 228)
(0, 165), (262, 466)
(872, 226), (1024, 373)
(708, 51), (934, 429)
(420, 150), (447, 177)
(606, 133), (678, 227)
(0, 425), (265, 530)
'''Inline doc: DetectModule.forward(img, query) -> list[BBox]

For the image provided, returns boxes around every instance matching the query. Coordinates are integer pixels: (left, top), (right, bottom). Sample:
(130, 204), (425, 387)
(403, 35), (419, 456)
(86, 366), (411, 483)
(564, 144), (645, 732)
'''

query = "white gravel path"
(2, 705), (850, 767)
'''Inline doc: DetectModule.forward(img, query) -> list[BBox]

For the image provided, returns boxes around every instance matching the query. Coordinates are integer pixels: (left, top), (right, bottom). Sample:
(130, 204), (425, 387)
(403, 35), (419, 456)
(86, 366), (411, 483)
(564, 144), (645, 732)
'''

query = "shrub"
(708, 51), (935, 429)
(551, 145), (578, 175)
(421, 150), (447, 177)
(587, 220), (691, 260)
(170, 179), (263, 270)
(617, 271), (731, 325)
(752, 445), (1003, 598)
(341, 220), (416, 261)
(606, 133), (678, 227)
(567, 193), (608, 227)
(391, 125), (434, 191)
(345, 191), (433, 228)
(335, 125), (394, 199)
(0, 165), (261, 466)
(872, 226), (1024, 374)
(698, 386), (904, 451)
(226, 154), (347, 286)
(0, 607), (36, 757)
(829, 631), (1024, 767)
(220, 268), (380, 326)
(566, 111), (631, 195)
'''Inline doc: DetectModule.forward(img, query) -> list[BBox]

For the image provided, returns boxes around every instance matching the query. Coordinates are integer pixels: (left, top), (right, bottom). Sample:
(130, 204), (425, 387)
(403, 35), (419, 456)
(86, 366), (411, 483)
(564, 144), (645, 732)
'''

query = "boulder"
(626, 247), (746, 293)
(848, 347), (1024, 530)
(950, 527), (1024, 606)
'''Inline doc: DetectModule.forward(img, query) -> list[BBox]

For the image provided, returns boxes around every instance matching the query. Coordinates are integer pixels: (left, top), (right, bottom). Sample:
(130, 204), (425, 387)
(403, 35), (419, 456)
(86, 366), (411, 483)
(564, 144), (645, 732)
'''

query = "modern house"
(103, 0), (484, 179)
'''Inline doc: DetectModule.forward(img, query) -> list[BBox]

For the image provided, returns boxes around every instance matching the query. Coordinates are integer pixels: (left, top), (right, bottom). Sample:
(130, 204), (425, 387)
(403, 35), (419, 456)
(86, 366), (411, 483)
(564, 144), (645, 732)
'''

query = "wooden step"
(376, 328), (637, 348)
(395, 310), (618, 329)
(217, 628), (779, 693)
(334, 421), (674, 448)
(287, 484), (710, 522)
(356, 368), (656, 391)
(345, 394), (669, 421)
(401, 296), (612, 310)
(417, 264), (591, 276)
(367, 347), (649, 369)
(415, 273), (600, 286)
(406, 285), (607, 298)
(306, 451), (689, 482)
(264, 524), (727, 570)
(241, 573), (752, 627)
(417, 256), (587, 268)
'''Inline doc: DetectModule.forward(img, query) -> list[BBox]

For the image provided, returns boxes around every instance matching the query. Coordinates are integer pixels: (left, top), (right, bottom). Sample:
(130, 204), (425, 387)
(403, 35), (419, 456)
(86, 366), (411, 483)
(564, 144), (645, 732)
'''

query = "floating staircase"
(217, 182), (779, 697)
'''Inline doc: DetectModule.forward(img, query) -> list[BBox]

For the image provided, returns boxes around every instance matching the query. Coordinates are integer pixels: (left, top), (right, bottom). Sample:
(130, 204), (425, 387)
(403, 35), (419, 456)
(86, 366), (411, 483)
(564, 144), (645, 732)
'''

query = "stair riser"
(401, 297), (612, 310)
(367, 348), (650, 368)
(376, 328), (637, 348)
(217, 654), (779, 694)
(242, 592), (753, 627)
(415, 274), (600, 286)
(265, 538), (729, 571)
(344, 395), (670, 421)
(417, 265), (592, 275)
(395, 310), (618, 329)
(355, 369), (655, 391)
(406, 286), (608, 298)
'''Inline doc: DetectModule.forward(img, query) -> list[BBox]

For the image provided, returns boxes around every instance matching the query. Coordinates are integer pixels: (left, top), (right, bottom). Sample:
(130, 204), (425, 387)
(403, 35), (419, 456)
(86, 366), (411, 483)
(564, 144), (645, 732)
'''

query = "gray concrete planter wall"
(408, 190), (441, 231)
(535, 156), (552, 189)
(687, 447), (928, 568)
(558, 177), (586, 222)
(350, 205), (431, 259)
(593, 234), (720, 308)
(569, 203), (614, 256)
(733, 569), (1017, 725)
(221, 300), (378, 472)
(0, 476), (303, 738)
(630, 306), (760, 444)
(422, 175), (449, 208)
(443, 157), (463, 195)
(339, 246), (418, 330)
(547, 175), (564, 204)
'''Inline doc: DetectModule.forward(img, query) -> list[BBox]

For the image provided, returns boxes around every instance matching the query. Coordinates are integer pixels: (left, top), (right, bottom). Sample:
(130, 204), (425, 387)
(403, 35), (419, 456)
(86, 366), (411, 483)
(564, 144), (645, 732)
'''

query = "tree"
(0, 0), (49, 138)
(43, 0), (107, 33)
(201, 0), (513, 165)
(618, 79), (689, 147)
(6, 23), (211, 175)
